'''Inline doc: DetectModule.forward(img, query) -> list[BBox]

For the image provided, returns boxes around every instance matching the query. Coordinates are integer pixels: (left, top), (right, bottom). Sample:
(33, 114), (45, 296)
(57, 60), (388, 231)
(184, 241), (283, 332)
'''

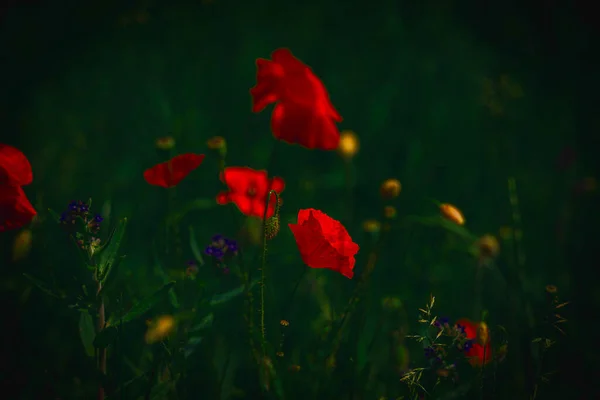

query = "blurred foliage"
(1, 0), (599, 399)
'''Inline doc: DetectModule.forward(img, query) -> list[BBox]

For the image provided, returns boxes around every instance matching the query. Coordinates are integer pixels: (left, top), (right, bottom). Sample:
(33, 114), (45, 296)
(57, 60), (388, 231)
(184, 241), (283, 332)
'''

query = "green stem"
(259, 189), (281, 357)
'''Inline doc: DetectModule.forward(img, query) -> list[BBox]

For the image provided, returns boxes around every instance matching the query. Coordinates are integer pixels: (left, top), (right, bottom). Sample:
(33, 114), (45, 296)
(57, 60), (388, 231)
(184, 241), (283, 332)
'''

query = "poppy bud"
(207, 136), (227, 158)
(337, 130), (360, 159)
(545, 284), (557, 294)
(155, 136), (175, 150)
(362, 219), (381, 233)
(145, 315), (176, 344)
(380, 179), (402, 199)
(440, 203), (465, 225)
(265, 215), (280, 240)
(476, 234), (500, 259)
(476, 322), (489, 346)
(383, 205), (397, 219)
(12, 229), (32, 262)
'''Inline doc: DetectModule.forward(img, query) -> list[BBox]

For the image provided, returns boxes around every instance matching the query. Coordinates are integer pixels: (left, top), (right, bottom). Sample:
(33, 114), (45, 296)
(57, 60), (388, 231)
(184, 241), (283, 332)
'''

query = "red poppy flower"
(288, 209), (359, 279)
(0, 185), (37, 232)
(456, 318), (492, 367)
(216, 167), (285, 219)
(143, 153), (205, 188)
(0, 144), (36, 231)
(0, 144), (33, 186)
(250, 48), (343, 150)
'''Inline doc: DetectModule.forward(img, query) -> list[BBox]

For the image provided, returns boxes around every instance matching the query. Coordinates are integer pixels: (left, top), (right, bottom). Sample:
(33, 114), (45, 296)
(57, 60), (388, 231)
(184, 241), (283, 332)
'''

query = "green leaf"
(94, 326), (118, 349)
(189, 226), (205, 266)
(210, 279), (259, 306)
(188, 313), (214, 333)
(22, 273), (66, 299)
(79, 311), (96, 357)
(108, 282), (176, 326)
(97, 218), (128, 280)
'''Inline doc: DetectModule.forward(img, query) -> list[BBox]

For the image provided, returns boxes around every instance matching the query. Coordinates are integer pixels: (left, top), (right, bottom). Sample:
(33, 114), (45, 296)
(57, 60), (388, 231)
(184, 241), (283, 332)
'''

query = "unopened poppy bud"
(476, 322), (489, 346)
(155, 136), (175, 150)
(265, 215), (280, 240)
(477, 234), (500, 258)
(380, 179), (402, 199)
(440, 203), (465, 225)
(337, 130), (359, 159)
(207, 136), (227, 157)
(362, 219), (381, 233)
(383, 205), (397, 219)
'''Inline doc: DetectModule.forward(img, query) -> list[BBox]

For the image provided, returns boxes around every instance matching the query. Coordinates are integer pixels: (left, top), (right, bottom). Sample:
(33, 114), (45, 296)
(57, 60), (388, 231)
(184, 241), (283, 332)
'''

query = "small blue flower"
(69, 201), (78, 211)
(213, 249), (224, 259)
(211, 234), (223, 242)
(94, 214), (104, 223)
(80, 204), (89, 213)
(456, 324), (466, 334)
(424, 347), (435, 358)
(204, 245), (215, 255)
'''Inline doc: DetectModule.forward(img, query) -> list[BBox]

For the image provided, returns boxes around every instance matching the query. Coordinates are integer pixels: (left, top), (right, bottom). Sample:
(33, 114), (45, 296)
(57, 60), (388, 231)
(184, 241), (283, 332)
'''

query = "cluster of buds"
(58, 200), (104, 256)
(204, 234), (238, 274)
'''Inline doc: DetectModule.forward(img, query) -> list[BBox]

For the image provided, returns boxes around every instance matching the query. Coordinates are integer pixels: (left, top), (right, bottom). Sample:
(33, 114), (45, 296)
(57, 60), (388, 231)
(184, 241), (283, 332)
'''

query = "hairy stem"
(259, 190), (280, 357)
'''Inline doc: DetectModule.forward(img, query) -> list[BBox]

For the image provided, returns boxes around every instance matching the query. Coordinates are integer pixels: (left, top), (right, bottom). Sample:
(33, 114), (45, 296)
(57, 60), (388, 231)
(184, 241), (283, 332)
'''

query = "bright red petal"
(0, 144), (33, 187)
(250, 58), (284, 113)
(271, 102), (340, 150)
(0, 185), (36, 232)
(289, 209), (356, 279)
(222, 167), (261, 193)
(144, 153), (205, 188)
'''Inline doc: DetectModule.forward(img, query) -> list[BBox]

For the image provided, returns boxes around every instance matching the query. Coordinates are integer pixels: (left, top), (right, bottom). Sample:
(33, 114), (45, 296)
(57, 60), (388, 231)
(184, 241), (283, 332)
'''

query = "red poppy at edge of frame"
(289, 208), (359, 279)
(456, 318), (492, 367)
(250, 48), (343, 151)
(0, 144), (36, 232)
(144, 153), (205, 188)
(216, 166), (285, 219)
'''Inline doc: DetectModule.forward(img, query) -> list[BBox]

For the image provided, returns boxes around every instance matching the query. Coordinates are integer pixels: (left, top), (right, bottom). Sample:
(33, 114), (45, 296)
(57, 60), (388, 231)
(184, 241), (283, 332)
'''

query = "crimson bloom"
(250, 48), (343, 150)
(144, 153), (205, 188)
(288, 209), (359, 279)
(216, 167), (285, 219)
(0, 144), (36, 232)
(456, 318), (492, 367)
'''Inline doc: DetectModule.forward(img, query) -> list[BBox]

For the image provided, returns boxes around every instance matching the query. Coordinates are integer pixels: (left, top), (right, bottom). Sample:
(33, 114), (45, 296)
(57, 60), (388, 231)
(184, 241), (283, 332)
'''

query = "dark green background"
(1, 0), (599, 399)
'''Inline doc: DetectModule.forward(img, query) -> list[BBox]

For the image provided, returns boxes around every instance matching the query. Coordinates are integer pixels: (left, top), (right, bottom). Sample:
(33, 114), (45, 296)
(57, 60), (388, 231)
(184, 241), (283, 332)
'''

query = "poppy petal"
(271, 102), (340, 150)
(269, 176), (286, 194)
(250, 58), (284, 113)
(289, 209), (357, 279)
(144, 153), (205, 188)
(0, 185), (36, 232)
(0, 144), (33, 186)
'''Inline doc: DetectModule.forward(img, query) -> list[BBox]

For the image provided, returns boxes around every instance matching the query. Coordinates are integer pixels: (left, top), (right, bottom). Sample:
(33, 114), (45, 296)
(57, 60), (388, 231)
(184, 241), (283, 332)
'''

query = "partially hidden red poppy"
(216, 167), (285, 219)
(143, 153), (205, 188)
(456, 318), (492, 367)
(0, 144), (33, 187)
(250, 48), (343, 150)
(288, 209), (359, 279)
(0, 144), (36, 231)
(0, 186), (37, 232)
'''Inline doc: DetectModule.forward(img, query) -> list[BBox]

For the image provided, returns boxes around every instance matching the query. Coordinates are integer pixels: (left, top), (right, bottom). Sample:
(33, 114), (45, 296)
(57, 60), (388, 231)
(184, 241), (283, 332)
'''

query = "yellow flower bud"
(337, 130), (359, 159)
(380, 179), (402, 199)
